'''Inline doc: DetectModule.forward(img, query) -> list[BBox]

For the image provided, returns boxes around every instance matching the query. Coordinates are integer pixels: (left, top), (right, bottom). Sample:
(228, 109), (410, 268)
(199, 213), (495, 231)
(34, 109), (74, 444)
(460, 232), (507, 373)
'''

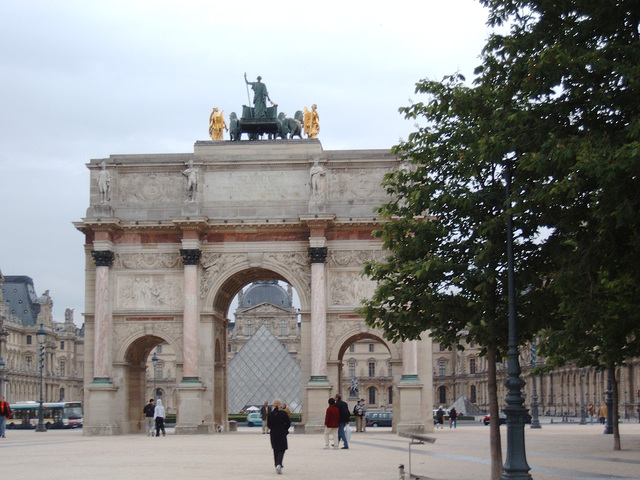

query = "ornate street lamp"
(530, 342), (541, 429)
(501, 158), (531, 479)
(604, 367), (613, 435)
(152, 352), (158, 401)
(0, 356), (6, 398)
(579, 369), (586, 425)
(36, 323), (48, 432)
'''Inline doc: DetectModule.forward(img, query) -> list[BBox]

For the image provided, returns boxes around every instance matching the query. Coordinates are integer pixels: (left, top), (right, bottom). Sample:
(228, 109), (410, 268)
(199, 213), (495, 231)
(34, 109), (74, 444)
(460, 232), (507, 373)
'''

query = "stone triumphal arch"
(75, 139), (433, 435)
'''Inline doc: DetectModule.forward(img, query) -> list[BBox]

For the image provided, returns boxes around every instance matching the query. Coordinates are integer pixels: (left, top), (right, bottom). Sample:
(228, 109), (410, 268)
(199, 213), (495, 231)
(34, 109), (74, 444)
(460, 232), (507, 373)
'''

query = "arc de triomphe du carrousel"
(74, 93), (433, 435)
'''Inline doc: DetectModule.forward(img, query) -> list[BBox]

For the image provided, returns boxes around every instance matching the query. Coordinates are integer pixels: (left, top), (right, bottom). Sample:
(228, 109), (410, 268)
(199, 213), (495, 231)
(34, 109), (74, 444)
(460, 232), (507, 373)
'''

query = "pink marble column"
(91, 250), (114, 380)
(309, 247), (328, 380)
(180, 249), (201, 381)
(402, 339), (419, 380)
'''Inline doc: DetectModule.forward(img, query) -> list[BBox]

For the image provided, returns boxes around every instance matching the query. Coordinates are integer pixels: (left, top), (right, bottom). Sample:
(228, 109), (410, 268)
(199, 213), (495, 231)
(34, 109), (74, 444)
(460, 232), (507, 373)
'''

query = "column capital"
(308, 247), (328, 264)
(180, 248), (202, 266)
(91, 250), (114, 267)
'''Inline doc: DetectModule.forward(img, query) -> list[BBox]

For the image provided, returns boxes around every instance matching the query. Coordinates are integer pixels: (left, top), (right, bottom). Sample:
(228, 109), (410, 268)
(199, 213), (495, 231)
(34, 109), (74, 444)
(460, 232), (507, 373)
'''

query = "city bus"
(7, 401), (83, 429)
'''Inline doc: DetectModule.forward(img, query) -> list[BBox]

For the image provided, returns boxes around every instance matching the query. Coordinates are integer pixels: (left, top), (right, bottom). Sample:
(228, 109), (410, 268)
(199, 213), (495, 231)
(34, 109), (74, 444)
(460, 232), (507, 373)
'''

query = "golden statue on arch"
(209, 107), (228, 141)
(303, 104), (320, 139)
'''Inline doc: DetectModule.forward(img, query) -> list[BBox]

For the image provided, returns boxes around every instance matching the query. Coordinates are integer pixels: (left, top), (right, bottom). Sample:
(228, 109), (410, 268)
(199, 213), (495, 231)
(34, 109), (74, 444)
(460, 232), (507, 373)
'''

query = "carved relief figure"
(97, 161), (110, 204)
(303, 104), (320, 138)
(209, 107), (228, 141)
(182, 160), (198, 202)
(309, 158), (326, 202)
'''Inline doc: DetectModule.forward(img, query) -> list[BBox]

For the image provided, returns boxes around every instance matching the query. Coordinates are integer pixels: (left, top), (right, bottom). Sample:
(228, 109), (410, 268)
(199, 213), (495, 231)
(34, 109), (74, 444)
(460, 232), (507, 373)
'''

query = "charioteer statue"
(223, 74), (319, 141)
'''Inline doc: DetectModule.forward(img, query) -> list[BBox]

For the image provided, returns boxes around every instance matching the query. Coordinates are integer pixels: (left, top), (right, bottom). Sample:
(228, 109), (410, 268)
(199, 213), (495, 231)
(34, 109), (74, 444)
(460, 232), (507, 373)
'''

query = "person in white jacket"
(153, 398), (166, 437)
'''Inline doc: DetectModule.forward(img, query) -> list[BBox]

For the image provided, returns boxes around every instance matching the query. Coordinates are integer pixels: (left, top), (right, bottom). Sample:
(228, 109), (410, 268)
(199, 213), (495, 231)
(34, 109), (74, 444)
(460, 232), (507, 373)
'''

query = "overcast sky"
(0, 0), (490, 326)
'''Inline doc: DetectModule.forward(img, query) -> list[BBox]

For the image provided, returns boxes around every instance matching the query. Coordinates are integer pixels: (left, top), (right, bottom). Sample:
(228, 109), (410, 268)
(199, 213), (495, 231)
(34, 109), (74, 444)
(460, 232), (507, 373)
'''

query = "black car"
(483, 412), (532, 425)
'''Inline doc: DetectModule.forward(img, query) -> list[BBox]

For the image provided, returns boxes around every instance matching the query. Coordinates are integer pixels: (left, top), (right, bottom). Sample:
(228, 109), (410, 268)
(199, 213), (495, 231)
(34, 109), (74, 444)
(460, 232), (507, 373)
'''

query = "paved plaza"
(1, 421), (639, 479)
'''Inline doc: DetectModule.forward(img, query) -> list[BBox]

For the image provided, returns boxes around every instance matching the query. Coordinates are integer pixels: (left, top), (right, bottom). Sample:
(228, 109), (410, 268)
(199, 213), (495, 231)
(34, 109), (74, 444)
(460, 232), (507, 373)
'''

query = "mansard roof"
(2, 275), (41, 325)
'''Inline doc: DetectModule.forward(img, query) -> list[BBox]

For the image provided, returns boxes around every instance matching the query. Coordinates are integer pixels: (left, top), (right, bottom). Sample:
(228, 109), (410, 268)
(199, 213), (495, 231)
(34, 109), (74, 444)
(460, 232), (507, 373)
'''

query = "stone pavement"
(1, 422), (639, 479)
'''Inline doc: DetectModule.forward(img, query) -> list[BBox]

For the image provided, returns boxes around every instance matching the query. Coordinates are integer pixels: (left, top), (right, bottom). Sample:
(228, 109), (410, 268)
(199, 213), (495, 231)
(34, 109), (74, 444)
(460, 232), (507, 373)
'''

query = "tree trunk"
(487, 345), (503, 480)
(611, 364), (621, 450)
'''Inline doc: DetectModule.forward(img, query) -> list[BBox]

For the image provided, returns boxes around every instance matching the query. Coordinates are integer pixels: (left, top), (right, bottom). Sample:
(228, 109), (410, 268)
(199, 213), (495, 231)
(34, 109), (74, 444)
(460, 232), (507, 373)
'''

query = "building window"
(60, 361), (66, 377)
(368, 387), (376, 405)
(60, 341), (65, 350)
(368, 362), (375, 377)
(369, 343), (374, 353)
(228, 343), (232, 353)
(469, 358), (476, 374)
(388, 386), (393, 405)
(349, 362), (356, 378)
(155, 365), (163, 380)
(470, 385), (477, 403)
(26, 335), (32, 345)
(388, 362), (392, 377)
(26, 357), (33, 370)
(156, 345), (163, 354)
(439, 361), (446, 376)
(439, 344), (446, 352)
(438, 386), (447, 405)
(349, 344), (355, 353)
(246, 320), (253, 336)
(280, 319), (287, 336)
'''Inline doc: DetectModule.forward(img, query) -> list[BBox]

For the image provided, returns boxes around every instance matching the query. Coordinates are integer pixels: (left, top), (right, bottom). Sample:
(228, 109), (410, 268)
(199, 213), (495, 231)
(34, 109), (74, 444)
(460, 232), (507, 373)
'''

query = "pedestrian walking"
(324, 397), (340, 449)
(154, 398), (166, 437)
(260, 401), (271, 434)
(143, 398), (155, 436)
(334, 393), (350, 449)
(0, 396), (11, 438)
(267, 399), (291, 475)
(449, 407), (458, 429)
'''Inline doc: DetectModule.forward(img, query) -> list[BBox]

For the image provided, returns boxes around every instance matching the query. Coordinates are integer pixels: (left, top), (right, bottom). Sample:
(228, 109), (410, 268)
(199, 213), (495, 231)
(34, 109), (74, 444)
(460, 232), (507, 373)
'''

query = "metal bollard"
(398, 464), (405, 479)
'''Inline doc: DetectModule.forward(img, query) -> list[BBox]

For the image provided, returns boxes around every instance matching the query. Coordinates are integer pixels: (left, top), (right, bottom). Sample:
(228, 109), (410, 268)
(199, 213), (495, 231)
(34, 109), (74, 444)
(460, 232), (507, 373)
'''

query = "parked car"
(365, 411), (393, 427)
(482, 413), (532, 425)
(246, 412), (262, 427)
(482, 413), (506, 425)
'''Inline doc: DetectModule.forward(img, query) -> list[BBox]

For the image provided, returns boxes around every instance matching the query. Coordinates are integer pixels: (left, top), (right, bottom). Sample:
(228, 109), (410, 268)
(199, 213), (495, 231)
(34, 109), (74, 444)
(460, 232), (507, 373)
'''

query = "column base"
(175, 380), (207, 434)
(84, 380), (120, 436)
(306, 378), (333, 433)
(397, 378), (427, 434)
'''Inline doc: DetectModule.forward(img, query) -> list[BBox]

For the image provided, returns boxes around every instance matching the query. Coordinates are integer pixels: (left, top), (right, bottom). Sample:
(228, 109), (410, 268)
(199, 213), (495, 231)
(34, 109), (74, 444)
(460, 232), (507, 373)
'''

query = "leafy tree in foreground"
(359, 75), (551, 480)
(477, 0), (640, 450)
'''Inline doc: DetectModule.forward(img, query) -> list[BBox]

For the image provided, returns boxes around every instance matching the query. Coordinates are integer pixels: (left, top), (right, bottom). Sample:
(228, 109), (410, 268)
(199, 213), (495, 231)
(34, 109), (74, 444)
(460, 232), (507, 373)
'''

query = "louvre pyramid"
(227, 322), (302, 413)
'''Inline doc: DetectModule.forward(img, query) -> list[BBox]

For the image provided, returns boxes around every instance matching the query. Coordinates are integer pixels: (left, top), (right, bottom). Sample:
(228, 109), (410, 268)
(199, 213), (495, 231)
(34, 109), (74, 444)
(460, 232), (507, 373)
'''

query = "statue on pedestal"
(303, 104), (320, 138)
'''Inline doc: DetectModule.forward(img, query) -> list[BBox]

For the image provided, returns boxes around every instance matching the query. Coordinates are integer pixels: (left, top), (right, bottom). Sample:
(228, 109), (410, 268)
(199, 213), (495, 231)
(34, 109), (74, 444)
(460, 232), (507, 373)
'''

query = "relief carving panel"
(113, 253), (181, 270)
(117, 172), (182, 204)
(116, 274), (183, 310)
(329, 270), (377, 306)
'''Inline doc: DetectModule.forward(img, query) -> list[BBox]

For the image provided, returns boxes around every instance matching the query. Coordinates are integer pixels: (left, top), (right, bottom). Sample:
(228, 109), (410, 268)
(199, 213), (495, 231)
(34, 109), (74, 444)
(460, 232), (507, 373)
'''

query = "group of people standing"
(323, 393), (367, 450)
(143, 398), (166, 437)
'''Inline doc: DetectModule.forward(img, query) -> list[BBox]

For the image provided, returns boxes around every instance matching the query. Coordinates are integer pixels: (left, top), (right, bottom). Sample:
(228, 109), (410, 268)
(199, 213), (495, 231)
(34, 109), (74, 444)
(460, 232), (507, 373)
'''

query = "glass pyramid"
(227, 322), (302, 413)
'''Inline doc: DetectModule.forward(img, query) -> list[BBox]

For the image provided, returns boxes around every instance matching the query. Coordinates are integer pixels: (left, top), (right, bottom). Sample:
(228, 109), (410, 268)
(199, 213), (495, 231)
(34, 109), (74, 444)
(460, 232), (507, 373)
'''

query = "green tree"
(359, 75), (551, 480)
(476, 0), (640, 450)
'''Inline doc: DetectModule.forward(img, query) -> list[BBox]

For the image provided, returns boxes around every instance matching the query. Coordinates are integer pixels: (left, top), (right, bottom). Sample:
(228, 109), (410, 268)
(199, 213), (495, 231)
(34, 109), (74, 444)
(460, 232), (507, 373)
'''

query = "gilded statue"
(209, 107), (228, 141)
(303, 104), (320, 139)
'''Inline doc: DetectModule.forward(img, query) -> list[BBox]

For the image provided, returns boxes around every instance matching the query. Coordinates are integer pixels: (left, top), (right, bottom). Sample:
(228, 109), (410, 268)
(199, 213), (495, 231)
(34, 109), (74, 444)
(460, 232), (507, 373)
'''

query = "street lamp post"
(0, 357), (6, 398)
(501, 158), (531, 479)
(530, 342), (541, 429)
(579, 369), (586, 425)
(36, 323), (48, 432)
(604, 366), (613, 435)
(152, 352), (158, 401)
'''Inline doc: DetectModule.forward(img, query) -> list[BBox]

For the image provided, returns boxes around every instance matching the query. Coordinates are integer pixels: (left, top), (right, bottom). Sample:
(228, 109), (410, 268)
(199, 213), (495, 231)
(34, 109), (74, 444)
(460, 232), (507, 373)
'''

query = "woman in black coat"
(267, 398), (291, 475)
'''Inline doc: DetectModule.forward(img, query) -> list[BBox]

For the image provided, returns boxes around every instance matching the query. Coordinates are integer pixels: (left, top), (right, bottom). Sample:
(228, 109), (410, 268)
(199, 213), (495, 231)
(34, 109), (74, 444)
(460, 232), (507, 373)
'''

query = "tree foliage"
(361, 0), (640, 457)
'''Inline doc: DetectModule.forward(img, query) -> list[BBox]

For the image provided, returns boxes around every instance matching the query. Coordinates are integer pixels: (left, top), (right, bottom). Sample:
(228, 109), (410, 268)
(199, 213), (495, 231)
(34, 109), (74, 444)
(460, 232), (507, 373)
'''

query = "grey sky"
(0, 0), (489, 325)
